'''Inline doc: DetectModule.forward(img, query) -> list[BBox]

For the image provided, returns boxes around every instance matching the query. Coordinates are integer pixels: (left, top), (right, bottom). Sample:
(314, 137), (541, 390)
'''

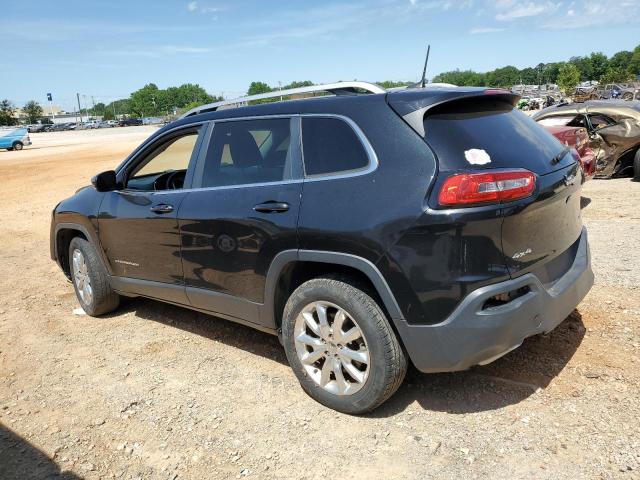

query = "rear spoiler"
(387, 88), (520, 137)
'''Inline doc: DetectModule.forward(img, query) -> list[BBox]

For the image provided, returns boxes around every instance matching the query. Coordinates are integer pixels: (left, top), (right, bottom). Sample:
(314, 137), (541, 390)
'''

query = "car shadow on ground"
(371, 310), (586, 417)
(0, 424), (81, 480)
(114, 298), (288, 366)
(111, 299), (584, 417)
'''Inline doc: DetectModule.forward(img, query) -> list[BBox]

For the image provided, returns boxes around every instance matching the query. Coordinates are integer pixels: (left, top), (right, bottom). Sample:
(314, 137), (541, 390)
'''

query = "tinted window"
(127, 130), (200, 190)
(301, 117), (369, 176)
(424, 99), (570, 175)
(201, 118), (293, 188)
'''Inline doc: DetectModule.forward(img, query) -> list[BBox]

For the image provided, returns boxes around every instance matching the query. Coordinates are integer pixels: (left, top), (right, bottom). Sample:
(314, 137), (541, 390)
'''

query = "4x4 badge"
(512, 248), (532, 259)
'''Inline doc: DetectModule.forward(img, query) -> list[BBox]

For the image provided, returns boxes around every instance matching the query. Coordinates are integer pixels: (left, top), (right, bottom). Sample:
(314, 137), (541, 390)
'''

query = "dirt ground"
(1, 127), (639, 480)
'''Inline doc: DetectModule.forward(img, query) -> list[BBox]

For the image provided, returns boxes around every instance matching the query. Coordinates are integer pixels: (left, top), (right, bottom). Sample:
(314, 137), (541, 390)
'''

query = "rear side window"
(301, 117), (369, 176)
(201, 118), (293, 188)
(423, 99), (568, 175)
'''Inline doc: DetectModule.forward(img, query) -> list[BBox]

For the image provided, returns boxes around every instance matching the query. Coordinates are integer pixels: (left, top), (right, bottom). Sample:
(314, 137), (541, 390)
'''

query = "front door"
(98, 125), (205, 293)
(178, 116), (303, 325)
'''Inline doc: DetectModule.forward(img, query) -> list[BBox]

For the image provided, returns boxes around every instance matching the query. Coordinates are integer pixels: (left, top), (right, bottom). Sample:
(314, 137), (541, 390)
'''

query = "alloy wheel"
(72, 249), (93, 305)
(294, 301), (370, 395)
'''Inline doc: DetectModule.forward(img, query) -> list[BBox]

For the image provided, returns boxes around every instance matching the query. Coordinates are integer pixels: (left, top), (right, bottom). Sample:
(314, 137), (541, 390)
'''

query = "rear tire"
(12, 141), (23, 151)
(69, 237), (120, 316)
(633, 150), (640, 182)
(622, 92), (633, 101)
(281, 276), (407, 414)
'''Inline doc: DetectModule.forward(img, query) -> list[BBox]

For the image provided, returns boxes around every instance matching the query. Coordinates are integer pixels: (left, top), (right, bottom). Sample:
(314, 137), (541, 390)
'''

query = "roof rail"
(180, 81), (386, 118)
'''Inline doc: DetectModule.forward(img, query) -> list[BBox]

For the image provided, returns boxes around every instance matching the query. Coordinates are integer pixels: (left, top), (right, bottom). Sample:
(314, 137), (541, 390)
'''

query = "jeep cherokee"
(50, 82), (594, 413)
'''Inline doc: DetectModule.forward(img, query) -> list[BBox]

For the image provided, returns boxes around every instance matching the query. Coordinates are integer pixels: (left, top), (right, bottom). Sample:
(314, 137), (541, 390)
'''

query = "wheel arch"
(261, 250), (404, 332)
(53, 222), (109, 279)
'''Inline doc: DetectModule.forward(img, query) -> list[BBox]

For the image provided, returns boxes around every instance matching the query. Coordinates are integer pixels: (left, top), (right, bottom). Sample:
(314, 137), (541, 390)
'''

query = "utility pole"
(47, 93), (55, 122)
(278, 81), (282, 101)
(76, 93), (82, 122)
(91, 96), (96, 119)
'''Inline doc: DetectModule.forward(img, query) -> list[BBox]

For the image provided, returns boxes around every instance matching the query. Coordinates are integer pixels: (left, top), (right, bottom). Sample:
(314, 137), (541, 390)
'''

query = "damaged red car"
(533, 101), (640, 180)
(542, 125), (596, 180)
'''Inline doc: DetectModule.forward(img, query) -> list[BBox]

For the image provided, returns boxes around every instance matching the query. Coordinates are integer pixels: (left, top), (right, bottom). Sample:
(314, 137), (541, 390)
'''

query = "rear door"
(177, 116), (303, 325)
(422, 97), (583, 278)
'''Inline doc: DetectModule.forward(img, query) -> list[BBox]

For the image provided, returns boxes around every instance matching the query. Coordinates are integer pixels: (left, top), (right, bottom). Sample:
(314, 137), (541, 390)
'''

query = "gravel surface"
(1, 128), (639, 479)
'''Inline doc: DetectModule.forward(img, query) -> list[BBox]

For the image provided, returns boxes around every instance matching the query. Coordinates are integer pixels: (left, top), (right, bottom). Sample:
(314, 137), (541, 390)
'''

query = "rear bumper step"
(395, 227), (593, 373)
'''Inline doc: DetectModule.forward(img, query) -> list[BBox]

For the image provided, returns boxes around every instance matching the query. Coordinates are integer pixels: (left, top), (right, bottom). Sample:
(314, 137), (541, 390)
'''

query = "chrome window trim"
(116, 113), (378, 195)
(149, 178), (304, 195)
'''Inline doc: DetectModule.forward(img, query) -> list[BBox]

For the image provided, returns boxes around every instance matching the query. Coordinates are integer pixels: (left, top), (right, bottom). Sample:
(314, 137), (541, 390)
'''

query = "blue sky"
(2, 0), (639, 111)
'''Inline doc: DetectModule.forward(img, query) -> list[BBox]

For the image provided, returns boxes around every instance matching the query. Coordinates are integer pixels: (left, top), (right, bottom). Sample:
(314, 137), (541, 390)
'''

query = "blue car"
(0, 128), (32, 151)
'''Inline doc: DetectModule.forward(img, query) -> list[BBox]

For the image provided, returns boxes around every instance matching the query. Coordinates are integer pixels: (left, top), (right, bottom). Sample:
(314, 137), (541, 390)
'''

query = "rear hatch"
(388, 90), (584, 281)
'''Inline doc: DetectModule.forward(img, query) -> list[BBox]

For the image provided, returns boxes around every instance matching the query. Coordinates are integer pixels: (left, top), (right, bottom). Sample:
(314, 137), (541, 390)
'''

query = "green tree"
(282, 80), (314, 89)
(93, 102), (106, 116)
(378, 80), (412, 89)
(105, 99), (131, 117)
(609, 50), (633, 70)
(629, 45), (640, 77)
(557, 64), (581, 94)
(0, 99), (17, 126)
(102, 110), (115, 120)
(600, 67), (634, 84)
(486, 66), (520, 87)
(589, 52), (609, 80)
(23, 100), (43, 124)
(247, 81), (272, 96)
(129, 83), (160, 117)
(432, 69), (486, 86)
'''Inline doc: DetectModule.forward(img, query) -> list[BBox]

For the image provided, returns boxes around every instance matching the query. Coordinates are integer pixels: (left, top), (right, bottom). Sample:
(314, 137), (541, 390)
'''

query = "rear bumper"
(395, 227), (593, 373)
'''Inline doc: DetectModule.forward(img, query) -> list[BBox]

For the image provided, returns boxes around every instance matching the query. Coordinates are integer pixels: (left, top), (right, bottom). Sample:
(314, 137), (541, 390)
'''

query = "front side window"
(127, 129), (200, 191)
(201, 118), (293, 188)
(301, 117), (369, 176)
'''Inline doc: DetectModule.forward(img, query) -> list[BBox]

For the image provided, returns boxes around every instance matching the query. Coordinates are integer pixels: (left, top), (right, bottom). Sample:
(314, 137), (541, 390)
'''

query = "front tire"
(282, 276), (407, 414)
(633, 150), (640, 182)
(69, 237), (119, 316)
(12, 141), (23, 151)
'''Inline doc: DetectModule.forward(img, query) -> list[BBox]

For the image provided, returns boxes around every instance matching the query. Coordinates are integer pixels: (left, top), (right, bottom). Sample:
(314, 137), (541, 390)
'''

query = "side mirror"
(91, 170), (118, 192)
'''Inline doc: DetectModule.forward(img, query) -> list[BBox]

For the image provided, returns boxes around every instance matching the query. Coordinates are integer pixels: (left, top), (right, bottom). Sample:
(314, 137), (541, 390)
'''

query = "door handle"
(150, 204), (174, 214)
(253, 201), (290, 213)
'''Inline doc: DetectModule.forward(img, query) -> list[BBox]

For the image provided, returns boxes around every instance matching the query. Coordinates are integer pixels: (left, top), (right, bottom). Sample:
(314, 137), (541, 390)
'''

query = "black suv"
(51, 83), (594, 413)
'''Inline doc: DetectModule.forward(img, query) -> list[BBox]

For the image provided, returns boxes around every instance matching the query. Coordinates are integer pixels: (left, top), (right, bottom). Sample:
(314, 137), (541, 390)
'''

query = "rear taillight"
(438, 169), (536, 207)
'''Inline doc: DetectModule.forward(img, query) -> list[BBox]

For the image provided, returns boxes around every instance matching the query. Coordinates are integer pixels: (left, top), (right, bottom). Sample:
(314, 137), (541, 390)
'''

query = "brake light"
(438, 169), (536, 207)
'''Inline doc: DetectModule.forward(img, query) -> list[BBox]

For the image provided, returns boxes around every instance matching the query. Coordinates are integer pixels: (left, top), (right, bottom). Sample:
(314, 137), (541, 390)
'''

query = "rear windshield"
(423, 99), (571, 175)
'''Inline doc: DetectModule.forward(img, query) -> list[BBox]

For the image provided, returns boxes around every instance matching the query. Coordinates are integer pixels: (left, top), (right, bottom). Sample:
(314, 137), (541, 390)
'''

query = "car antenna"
(420, 45), (431, 88)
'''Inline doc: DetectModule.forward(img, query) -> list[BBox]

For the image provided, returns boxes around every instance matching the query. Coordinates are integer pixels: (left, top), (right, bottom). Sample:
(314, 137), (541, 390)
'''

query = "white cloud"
(187, 1), (198, 12)
(494, 1), (560, 21)
(101, 45), (212, 58)
(543, 0), (640, 28)
(469, 26), (505, 33)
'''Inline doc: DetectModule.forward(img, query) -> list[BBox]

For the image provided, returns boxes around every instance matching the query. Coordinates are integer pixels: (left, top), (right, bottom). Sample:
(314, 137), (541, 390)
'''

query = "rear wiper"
(550, 146), (570, 165)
